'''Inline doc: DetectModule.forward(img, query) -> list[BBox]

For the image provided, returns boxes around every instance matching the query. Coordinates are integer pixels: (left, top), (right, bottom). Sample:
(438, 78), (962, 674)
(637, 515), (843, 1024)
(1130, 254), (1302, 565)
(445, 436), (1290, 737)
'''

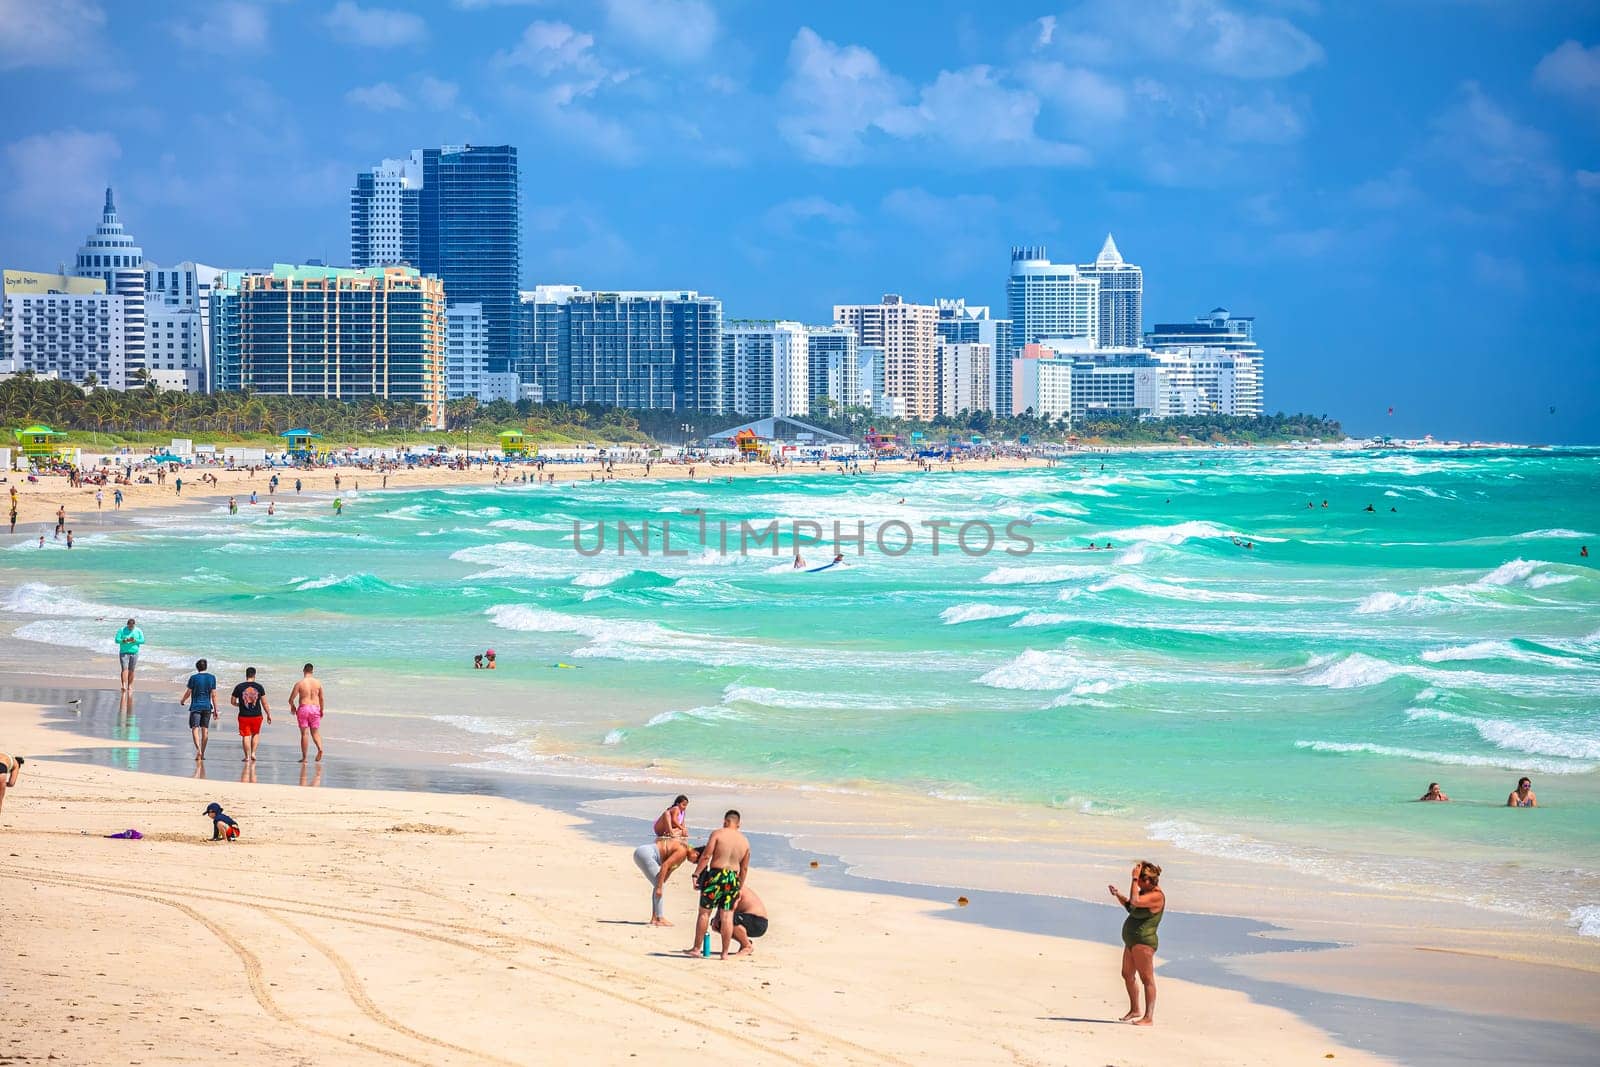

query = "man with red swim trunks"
(230, 667), (272, 763)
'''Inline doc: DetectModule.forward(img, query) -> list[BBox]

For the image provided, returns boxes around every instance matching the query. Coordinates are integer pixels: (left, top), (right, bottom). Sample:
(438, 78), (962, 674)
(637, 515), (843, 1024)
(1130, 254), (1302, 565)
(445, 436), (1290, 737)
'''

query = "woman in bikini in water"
(1108, 860), (1165, 1026)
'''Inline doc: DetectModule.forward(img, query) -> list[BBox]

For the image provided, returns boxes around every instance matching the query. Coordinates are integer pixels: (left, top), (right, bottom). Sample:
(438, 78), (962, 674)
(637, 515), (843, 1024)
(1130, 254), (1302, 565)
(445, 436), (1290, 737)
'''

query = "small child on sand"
(203, 802), (240, 841)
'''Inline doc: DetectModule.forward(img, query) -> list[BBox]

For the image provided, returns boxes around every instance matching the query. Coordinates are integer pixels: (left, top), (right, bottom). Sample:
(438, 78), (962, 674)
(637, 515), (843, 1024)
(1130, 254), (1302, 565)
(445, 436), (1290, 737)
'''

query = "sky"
(1, 0), (1597, 442)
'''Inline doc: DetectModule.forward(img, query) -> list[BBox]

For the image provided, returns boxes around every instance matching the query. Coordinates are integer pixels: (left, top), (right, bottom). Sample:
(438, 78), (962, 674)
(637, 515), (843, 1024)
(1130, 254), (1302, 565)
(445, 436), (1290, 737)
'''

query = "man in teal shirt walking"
(115, 618), (144, 692)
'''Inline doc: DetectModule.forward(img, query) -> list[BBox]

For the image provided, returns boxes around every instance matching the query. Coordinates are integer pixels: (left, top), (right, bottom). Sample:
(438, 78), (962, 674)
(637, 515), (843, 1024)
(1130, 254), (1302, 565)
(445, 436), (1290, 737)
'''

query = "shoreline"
(11, 676), (1600, 1065)
(7, 439), (1564, 529)
(1, 692), (1399, 1067)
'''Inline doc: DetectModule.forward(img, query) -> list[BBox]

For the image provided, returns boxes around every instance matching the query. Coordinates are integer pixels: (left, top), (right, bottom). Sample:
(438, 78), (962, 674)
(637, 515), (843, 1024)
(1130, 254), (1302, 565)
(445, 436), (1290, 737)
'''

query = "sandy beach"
(4, 452), (1062, 528)
(0, 697), (1387, 1067)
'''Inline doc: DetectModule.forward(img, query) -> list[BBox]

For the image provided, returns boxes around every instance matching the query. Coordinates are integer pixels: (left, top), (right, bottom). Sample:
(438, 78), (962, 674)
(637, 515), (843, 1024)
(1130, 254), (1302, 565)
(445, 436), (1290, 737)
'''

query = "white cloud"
(0, 0), (102, 69)
(2, 129), (122, 222)
(173, 3), (269, 52)
(1533, 40), (1600, 113)
(763, 196), (859, 236)
(494, 21), (638, 160)
(1576, 170), (1600, 191)
(778, 29), (1087, 167)
(1349, 168), (1417, 211)
(603, 0), (717, 63)
(1432, 81), (1561, 188)
(1046, 0), (1323, 79)
(1223, 93), (1303, 143)
(345, 76), (461, 113)
(417, 76), (460, 111)
(1472, 250), (1525, 291)
(1036, 15), (1057, 47)
(1021, 61), (1127, 125)
(777, 28), (909, 163)
(346, 82), (409, 111)
(324, 2), (427, 48)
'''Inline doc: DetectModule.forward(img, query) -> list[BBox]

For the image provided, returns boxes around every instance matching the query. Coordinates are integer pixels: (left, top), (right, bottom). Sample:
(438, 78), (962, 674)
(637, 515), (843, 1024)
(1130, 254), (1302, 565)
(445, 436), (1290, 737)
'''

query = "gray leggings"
(633, 844), (664, 919)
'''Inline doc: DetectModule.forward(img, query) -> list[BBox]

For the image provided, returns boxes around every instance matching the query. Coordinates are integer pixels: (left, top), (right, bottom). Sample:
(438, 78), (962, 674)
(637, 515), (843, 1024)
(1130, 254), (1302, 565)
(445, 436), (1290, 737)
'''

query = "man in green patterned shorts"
(683, 810), (750, 960)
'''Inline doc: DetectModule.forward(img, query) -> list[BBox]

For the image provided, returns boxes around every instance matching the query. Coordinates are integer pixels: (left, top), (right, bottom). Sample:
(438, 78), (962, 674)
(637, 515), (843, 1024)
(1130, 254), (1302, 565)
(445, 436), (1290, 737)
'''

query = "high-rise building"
(420, 145), (519, 374)
(0, 269), (124, 387)
(73, 187), (145, 385)
(145, 262), (228, 392)
(1011, 343), (1164, 422)
(1010, 344), (1073, 421)
(804, 324), (860, 417)
(1007, 246), (1099, 354)
(526, 288), (724, 411)
(1077, 235), (1143, 349)
(833, 295), (939, 420)
(935, 299), (1011, 414)
(518, 284), (581, 402)
(351, 153), (423, 268)
(723, 320), (808, 418)
(937, 341), (993, 416)
(1146, 307), (1264, 416)
(445, 302), (489, 401)
(352, 145), (520, 373)
(214, 264), (447, 425)
(857, 344), (883, 409)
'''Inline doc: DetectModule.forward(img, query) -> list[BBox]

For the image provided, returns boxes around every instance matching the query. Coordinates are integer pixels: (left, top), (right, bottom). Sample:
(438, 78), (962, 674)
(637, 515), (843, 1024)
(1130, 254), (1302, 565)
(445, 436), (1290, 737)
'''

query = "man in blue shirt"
(181, 658), (220, 761)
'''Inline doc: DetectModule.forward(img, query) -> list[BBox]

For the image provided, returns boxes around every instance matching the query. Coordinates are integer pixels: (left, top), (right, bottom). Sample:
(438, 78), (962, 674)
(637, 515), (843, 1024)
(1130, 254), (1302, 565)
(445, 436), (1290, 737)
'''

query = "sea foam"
(1293, 739), (1593, 775)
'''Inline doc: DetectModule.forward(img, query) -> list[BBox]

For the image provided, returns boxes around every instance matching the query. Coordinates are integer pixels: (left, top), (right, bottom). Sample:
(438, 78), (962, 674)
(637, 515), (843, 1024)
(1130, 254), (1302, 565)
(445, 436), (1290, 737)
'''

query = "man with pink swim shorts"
(289, 662), (326, 763)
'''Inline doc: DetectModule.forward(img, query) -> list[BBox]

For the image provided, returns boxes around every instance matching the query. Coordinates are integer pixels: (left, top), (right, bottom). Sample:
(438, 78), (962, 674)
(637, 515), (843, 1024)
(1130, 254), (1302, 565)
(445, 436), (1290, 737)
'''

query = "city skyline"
(1, 2), (1596, 441)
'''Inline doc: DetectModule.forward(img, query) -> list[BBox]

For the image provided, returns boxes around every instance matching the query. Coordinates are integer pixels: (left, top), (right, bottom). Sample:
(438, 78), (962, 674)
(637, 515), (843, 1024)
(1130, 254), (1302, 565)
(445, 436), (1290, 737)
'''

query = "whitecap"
(1292, 739), (1592, 775)
(433, 714), (520, 738)
(1406, 708), (1600, 760)
(939, 603), (1027, 624)
(978, 563), (1104, 586)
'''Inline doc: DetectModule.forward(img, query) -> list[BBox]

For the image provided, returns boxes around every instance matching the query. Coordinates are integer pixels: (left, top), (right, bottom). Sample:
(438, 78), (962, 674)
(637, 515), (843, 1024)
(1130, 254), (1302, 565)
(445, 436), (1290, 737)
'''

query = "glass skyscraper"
(352, 145), (520, 373)
(523, 288), (725, 412)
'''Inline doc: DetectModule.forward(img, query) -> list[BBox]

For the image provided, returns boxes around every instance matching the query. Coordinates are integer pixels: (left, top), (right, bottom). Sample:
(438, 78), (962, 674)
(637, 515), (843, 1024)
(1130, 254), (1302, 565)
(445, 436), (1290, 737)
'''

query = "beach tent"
(148, 453), (186, 464)
(497, 429), (529, 457)
(13, 425), (66, 462)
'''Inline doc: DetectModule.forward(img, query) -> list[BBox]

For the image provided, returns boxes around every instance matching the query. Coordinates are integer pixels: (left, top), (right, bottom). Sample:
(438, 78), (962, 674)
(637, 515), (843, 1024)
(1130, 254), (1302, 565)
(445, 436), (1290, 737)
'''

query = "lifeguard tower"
(13, 425), (67, 464)
(497, 429), (529, 457)
(281, 429), (324, 460)
(732, 428), (766, 460)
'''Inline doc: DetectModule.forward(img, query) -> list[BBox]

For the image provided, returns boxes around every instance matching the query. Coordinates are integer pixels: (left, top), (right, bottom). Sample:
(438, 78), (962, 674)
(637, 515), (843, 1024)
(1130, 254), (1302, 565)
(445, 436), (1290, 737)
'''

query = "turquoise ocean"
(5, 449), (1597, 936)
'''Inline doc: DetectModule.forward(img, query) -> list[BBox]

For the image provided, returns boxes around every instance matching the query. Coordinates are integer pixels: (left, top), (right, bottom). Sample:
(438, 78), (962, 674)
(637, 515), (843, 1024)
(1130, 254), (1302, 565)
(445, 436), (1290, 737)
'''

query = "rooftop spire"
(1096, 233), (1123, 267)
(104, 187), (116, 216)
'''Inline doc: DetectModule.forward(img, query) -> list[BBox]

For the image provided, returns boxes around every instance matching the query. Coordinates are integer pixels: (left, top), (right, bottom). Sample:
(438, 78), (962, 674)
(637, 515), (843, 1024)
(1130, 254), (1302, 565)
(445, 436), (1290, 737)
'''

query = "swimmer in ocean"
(792, 552), (806, 570)
(1364, 504), (1376, 512)
(1419, 782), (1449, 802)
(1507, 777), (1537, 807)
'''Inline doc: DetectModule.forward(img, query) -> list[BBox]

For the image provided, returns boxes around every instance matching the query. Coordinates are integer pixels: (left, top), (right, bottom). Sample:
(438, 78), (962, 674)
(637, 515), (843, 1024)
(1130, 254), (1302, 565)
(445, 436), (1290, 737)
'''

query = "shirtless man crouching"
(727, 884), (768, 958)
(684, 810), (750, 960)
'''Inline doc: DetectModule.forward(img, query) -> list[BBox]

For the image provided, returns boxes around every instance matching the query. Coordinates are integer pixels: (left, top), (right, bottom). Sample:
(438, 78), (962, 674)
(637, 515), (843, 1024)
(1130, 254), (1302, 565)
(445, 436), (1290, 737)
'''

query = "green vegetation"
(0, 374), (1342, 449)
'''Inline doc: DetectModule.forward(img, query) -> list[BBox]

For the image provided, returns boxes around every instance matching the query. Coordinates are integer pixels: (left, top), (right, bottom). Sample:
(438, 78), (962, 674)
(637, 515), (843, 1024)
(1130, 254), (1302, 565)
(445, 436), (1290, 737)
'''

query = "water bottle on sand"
(701, 931), (711, 957)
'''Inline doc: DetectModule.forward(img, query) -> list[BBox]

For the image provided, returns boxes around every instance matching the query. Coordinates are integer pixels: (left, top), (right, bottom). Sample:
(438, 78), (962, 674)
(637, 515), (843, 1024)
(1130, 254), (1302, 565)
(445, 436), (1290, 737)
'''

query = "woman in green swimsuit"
(1108, 860), (1165, 1026)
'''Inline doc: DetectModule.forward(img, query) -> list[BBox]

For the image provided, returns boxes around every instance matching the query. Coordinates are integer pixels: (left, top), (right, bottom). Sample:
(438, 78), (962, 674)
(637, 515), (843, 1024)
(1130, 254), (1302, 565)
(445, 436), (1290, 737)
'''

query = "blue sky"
(1, 0), (1596, 441)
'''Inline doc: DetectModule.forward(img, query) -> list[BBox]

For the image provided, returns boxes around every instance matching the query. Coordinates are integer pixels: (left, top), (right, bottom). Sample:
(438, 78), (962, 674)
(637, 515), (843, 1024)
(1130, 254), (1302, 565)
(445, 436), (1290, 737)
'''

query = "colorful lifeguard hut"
(281, 428), (323, 459)
(864, 427), (901, 453)
(497, 429), (530, 457)
(13, 424), (67, 463)
(731, 428), (766, 460)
